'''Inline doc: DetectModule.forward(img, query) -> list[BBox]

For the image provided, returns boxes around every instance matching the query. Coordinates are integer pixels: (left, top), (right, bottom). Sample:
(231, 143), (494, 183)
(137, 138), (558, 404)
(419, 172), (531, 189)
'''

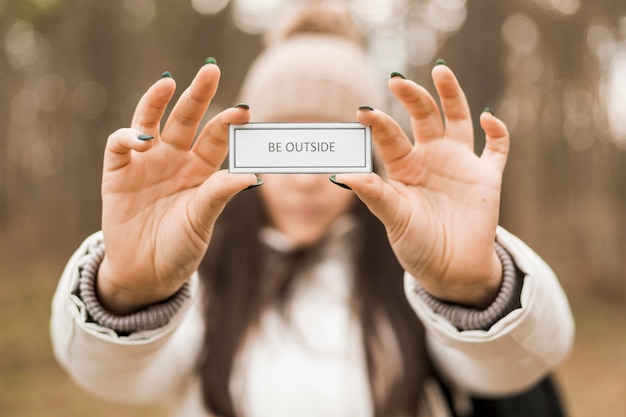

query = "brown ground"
(1, 258), (623, 416)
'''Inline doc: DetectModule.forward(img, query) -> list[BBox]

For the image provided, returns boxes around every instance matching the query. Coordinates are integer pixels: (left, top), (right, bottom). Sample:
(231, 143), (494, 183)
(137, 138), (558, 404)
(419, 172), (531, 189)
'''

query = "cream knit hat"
(238, 3), (385, 122)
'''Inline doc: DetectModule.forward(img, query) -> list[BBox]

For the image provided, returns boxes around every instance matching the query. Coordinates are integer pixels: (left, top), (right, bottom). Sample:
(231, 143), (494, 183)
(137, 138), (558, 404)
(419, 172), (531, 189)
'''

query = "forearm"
(405, 227), (574, 396)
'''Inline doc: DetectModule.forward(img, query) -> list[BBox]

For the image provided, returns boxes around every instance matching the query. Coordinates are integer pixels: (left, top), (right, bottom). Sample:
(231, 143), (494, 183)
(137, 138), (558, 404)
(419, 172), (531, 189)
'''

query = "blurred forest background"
(0, 0), (624, 415)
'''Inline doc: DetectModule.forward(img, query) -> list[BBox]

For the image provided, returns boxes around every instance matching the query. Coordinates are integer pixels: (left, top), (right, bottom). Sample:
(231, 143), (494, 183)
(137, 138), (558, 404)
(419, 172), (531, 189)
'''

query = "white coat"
(50, 227), (574, 416)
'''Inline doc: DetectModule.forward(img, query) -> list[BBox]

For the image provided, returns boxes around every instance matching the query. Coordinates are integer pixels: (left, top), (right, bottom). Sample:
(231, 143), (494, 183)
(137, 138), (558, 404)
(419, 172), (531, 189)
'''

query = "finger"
(192, 104), (251, 170)
(161, 62), (221, 150)
(130, 75), (177, 139)
(389, 74), (444, 144)
(357, 106), (413, 168)
(431, 64), (473, 147)
(104, 128), (155, 172)
(187, 170), (261, 240)
(479, 110), (510, 173)
(332, 172), (402, 229)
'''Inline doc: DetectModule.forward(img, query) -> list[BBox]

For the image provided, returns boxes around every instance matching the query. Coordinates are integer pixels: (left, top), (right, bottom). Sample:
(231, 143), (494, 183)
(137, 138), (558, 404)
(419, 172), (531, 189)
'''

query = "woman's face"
(259, 173), (355, 247)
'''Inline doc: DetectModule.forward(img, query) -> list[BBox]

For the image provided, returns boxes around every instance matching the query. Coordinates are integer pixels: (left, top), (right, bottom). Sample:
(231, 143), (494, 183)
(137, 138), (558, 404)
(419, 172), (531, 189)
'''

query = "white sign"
(228, 123), (372, 173)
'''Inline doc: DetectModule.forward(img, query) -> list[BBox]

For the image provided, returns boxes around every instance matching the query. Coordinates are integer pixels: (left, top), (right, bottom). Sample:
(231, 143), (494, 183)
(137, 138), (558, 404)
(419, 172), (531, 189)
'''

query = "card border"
(228, 122), (372, 173)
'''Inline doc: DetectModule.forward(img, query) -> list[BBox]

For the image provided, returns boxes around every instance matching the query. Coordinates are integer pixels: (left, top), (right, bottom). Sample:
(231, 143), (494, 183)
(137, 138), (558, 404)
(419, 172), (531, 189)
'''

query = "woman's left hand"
(336, 64), (510, 308)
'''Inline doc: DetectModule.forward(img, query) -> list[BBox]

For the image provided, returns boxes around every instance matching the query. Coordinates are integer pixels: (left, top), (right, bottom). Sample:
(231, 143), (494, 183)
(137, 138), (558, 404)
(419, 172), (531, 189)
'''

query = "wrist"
(410, 242), (521, 330)
(96, 256), (176, 315)
(419, 248), (503, 309)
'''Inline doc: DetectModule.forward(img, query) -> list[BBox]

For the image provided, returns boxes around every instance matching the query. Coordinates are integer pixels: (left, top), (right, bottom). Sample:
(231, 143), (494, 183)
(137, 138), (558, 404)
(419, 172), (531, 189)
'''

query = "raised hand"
(97, 62), (258, 314)
(336, 64), (510, 308)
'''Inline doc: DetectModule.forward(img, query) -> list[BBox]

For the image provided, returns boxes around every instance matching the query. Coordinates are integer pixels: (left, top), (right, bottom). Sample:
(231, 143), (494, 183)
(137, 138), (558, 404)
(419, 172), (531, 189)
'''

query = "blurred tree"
(482, 0), (626, 302)
(0, 0), (624, 301)
(364, 0), (626, 300)
(0, 0), (261, 260)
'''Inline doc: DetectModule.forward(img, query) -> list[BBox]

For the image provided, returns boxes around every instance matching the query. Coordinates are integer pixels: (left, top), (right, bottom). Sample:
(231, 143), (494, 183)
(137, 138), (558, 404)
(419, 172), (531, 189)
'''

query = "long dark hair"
(198, 189), (430, 416)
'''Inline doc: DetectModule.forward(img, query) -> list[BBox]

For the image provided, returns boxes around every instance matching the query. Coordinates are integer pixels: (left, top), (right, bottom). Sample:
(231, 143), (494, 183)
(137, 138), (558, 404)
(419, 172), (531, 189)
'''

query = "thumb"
(332, 173), (401, 230)
(187, 171), (262, 240)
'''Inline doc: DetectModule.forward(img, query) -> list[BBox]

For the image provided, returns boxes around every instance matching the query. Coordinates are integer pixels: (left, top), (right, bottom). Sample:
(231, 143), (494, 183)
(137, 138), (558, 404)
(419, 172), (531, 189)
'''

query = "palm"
(386, 139), (502, 286)
(102, 143), (213, 286)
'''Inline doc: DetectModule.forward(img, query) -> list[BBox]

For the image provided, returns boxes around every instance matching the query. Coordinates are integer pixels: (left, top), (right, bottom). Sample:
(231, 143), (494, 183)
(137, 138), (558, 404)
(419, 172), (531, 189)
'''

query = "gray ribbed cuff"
(76, 238), (191, 333)
(413, 242), (522, 331)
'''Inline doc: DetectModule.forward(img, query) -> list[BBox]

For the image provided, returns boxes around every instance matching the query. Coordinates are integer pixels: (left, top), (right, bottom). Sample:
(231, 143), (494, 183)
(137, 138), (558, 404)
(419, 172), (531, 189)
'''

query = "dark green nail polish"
(358, 105), (374, 111)
(204, 57), (217, 65)
(483, 107), (495, 115)
(137, 134), (154, 141)
(390, 71), (406, 79)
(241, 177), (264, 192)
(234, 103), (250, 109)
(329, 175), (352, 190)
(161, 71), (172, 78)
(435, 59), (447, 66)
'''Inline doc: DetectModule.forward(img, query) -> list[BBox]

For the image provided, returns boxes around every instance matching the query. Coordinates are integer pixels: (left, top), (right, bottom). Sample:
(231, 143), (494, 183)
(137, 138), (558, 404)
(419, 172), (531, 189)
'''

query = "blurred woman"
(51, 3), (573, 416)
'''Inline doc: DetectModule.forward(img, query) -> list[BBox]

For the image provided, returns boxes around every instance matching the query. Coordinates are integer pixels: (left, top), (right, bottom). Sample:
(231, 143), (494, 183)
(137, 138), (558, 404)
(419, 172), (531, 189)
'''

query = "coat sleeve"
(404, 226), (575, 396)
(49, 232), (204, 405)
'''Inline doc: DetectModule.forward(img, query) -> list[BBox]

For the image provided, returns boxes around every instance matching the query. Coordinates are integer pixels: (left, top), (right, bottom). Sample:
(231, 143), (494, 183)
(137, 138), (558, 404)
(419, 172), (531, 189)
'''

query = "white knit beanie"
(238, 3), (385, 122)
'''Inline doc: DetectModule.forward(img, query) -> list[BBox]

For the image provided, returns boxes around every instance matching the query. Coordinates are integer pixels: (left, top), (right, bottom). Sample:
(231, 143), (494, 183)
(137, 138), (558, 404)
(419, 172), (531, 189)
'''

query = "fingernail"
(483, 107), (495, 115)
(234, 103), (250, 109)
(204, 57), (217, 65)
(241, 177), (264, 192)
(390, 71), (406, 79)
(161, 71), (172, 78)
(329, 175), (352, 190)
(358, 105), (374, 111)
(137, 134), (154, 141)
(435, 59), (447, 66)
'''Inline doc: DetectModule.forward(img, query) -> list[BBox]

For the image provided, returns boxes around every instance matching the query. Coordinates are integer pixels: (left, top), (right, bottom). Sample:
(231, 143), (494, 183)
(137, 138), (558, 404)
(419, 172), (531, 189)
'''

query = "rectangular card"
(228, 122), (372, 173)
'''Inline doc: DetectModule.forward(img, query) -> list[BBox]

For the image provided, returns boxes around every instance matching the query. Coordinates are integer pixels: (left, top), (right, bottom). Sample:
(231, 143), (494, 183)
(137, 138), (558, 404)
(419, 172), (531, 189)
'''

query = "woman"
(51, 4), (573, 416)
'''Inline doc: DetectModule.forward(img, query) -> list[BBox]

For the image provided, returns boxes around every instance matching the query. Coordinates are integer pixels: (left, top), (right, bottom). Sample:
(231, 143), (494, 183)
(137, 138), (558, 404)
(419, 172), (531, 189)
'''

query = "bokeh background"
(0, 0), (624, 415)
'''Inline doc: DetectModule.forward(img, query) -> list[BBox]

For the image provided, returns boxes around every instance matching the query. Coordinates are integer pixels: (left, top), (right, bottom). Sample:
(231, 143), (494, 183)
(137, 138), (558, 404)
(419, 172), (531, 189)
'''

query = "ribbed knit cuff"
(412, 242), (522, 331)
(76, 238), (191, 333)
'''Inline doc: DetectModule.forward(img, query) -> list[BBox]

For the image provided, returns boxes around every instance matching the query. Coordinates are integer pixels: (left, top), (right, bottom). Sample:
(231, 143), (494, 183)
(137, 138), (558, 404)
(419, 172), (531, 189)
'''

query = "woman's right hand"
(97, 62), (259, 315)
